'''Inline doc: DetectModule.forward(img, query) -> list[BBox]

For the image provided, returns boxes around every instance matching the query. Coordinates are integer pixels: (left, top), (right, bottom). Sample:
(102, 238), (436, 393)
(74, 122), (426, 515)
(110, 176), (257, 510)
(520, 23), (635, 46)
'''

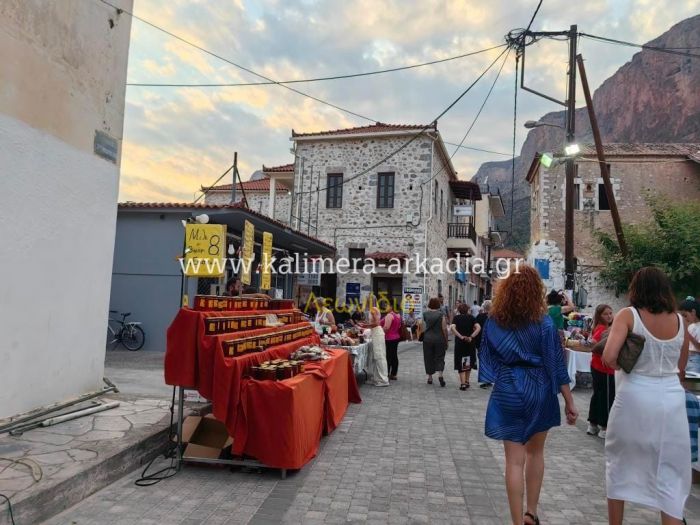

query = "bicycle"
(107, 310), (145, 351)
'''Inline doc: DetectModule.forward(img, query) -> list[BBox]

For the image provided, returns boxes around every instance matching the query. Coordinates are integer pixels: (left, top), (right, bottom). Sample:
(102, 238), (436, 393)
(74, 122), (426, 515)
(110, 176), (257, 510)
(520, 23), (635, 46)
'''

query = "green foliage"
(596, 195), (700, 297)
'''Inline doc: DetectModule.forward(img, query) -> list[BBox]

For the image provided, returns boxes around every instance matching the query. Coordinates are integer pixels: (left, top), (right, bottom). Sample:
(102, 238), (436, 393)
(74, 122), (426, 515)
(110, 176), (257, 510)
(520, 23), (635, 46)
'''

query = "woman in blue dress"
(479, 265), (578, 525)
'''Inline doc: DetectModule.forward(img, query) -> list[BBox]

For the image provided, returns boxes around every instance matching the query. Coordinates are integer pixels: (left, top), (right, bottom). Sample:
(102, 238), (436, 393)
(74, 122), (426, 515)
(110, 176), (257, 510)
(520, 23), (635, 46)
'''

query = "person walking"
(383, 303), (402, 380)
(364, 295), (389, 387)
(479, 265), (577, 525)
(475, 300), (492, 389)
(438, 294), (452, 325)
(680, 296), (700, 353)
(470, 300), (481, 318)
(603, 267), (690, 525)
(451, 303), (481, 390)
(422, 297), (448, 386)
(587, 304), (615, 439)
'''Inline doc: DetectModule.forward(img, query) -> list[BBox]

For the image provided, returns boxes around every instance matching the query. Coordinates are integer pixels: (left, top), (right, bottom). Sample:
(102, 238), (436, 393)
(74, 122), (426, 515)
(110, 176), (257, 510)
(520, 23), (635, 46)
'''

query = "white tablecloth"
(334, 342), (372, 375)
(566, 349), (592, 390)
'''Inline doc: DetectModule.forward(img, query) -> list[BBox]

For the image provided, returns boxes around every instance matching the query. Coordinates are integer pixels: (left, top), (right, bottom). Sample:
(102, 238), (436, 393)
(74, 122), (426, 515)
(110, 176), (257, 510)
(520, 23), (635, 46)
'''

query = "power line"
(127, 44), (508, 87)
(443, 142), (513, 157)
(97, 0), (375, 123)
(294, 45), (511, 197)
(421, 48), (512, 188)
(579, 32), (700, 59)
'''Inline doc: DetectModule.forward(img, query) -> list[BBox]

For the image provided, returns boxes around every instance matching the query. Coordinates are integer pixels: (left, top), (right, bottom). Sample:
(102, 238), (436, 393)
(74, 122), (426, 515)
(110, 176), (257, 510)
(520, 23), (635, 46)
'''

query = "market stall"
(164, 295), (361, 475)
(319, 327), (373, 377)
(563, 312), (593, 390)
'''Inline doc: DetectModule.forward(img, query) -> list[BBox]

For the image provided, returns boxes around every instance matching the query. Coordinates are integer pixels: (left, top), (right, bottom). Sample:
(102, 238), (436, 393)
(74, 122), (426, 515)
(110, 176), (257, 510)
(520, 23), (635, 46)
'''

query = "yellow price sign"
(184, 224), (226, 277)
(260, 232), (273, 290)
(240, 220), (255, 285)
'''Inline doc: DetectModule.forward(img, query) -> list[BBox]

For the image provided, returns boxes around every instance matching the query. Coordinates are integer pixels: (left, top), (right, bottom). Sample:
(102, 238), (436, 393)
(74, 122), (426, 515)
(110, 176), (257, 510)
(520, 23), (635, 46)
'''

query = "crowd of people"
(298, 265), (696, 524)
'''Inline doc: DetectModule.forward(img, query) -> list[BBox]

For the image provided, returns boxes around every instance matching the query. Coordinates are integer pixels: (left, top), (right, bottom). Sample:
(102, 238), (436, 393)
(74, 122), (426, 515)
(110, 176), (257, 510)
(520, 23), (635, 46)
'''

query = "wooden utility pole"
(576, 54), (628, 256)
(231, 152), (238, 204)
(563, 25), (578, 290)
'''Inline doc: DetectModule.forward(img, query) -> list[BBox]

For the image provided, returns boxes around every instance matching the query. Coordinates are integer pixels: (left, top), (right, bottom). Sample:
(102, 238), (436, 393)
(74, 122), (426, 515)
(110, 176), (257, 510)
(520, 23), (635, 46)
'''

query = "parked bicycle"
(107, 310), (145, 351)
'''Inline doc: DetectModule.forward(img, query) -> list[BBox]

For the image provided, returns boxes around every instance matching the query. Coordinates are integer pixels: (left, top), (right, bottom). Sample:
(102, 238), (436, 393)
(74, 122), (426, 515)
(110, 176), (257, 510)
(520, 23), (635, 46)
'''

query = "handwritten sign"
(184, 224), (226, 276)
(260, 232), (273, 290)
(240, 220), (255, 285)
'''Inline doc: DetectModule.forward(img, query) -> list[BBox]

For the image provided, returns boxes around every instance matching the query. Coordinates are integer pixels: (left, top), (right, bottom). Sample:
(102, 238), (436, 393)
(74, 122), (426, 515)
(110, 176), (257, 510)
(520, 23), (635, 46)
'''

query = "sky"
(119, 0), (700, 203)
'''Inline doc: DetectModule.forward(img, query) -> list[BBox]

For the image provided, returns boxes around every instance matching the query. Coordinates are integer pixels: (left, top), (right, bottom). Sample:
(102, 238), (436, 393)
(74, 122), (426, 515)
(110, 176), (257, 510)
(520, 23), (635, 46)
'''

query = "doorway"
(372, 276), (403, 312)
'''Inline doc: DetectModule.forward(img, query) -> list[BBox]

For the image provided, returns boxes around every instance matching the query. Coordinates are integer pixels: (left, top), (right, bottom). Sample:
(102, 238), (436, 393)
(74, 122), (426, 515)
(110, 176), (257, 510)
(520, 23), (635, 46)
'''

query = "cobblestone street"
(45, 342), (700, 525)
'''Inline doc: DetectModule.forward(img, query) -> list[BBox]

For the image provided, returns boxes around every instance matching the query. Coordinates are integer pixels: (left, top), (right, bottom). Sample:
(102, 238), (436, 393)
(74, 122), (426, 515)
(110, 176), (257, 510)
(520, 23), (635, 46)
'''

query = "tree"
(596, 195), (700, 297)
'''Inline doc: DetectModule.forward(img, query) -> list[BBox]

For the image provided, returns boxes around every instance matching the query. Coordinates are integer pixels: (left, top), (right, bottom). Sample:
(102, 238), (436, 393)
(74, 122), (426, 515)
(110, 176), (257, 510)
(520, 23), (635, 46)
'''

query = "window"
(377, 172), (395, 208)
(440, 189), (444, 221)
(434, 181), (438, 213)
(598, 183), (611, 210)
(348, 248), (365, 271)
(326, 173), (343, 208)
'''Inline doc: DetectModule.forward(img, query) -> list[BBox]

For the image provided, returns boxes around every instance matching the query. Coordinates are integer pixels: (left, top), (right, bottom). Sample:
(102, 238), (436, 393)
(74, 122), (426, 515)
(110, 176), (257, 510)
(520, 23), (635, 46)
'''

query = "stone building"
(205, 164), (293, 225)
(284, 122), (493, 310)
(526, 143), (700, 310)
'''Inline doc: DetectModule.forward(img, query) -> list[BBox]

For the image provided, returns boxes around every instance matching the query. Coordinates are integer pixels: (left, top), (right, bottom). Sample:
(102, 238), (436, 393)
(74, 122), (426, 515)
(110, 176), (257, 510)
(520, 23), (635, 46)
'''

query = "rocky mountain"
(473, 14), (700, 249)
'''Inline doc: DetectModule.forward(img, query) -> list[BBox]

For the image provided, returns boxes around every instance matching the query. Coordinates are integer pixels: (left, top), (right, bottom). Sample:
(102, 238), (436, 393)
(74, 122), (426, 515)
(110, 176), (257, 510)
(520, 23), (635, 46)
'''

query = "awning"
(449, 180), (482, 200)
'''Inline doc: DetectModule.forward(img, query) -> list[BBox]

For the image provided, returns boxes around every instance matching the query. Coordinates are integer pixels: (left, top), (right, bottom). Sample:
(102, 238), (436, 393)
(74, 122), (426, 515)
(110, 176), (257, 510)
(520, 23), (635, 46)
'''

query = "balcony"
(447, 222), (477, 254)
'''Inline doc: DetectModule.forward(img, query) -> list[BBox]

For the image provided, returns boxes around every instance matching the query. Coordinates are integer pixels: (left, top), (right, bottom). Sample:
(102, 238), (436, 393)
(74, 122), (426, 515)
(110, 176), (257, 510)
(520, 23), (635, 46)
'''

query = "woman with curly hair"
(479, 264), (578, 525)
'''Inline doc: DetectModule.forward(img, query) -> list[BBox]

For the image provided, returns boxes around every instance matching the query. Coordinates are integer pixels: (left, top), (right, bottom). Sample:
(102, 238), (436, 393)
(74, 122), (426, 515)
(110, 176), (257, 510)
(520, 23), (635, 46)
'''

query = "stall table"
(565, 348), (592, 390)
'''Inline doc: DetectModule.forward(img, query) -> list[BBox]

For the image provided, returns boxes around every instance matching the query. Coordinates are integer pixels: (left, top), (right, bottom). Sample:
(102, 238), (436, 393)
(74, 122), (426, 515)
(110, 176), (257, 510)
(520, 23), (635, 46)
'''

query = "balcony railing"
(447, 222), (477, 243)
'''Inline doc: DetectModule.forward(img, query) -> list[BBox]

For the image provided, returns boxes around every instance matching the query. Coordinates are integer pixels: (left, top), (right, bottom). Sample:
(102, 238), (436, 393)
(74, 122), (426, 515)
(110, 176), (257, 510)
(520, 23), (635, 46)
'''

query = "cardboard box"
(177, 414), (233, 460)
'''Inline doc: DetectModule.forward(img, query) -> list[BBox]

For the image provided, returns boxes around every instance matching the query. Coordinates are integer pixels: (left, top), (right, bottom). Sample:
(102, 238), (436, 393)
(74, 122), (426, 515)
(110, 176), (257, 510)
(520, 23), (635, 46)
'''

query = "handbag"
(590, 331), (645, 373)
(418, 316), (440, 343)
(399, 320), (410, 342)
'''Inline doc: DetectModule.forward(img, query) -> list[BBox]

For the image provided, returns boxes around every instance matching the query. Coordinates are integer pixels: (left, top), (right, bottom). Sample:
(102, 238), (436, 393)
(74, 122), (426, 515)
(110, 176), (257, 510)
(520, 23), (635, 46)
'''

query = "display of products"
(320, 327), (364, 346)
(194, 295), (270, 312)
(204, 311), (303, 335)
(249, 359), (306, 381)
(222, 325), (316, 357)
(290, 345), (331, 361)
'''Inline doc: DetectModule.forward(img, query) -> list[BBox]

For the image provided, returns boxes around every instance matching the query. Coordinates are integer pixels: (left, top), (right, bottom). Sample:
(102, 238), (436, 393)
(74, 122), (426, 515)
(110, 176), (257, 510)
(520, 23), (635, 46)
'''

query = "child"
(588, 304), (615, 439)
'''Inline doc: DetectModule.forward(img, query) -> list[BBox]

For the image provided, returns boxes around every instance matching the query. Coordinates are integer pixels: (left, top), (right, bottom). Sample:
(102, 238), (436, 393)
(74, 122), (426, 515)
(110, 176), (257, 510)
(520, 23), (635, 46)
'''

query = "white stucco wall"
(0, 0), (131, 419)
(0, 114), (120, 418)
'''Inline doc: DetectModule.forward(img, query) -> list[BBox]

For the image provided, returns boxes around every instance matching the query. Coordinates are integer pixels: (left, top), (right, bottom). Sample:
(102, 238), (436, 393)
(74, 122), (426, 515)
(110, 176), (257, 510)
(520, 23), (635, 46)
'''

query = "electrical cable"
(294, 45), (510, 197)
(443, 142), (513, 157)
(510, 52), (519, 237)
(127, 44), (508, 87)
(193, 165), (234, 204)
(134, 386), (179, 487)
(0, 493), (15, 525)
(98, 0), (372, 123)
(579, 32), (700, 59)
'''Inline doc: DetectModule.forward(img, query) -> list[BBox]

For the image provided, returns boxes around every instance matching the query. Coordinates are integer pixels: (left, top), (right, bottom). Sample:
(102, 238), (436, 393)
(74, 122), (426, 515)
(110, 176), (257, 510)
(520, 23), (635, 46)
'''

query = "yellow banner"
(240, 220), (255, 285)
(260, 232), (273, 290)
(184, 224), (226, 277)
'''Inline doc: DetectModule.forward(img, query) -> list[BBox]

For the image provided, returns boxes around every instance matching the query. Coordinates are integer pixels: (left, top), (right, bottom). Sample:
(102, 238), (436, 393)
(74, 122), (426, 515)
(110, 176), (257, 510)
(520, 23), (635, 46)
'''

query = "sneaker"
(586, 424), (599, 435)
(598, 430), (607, 439)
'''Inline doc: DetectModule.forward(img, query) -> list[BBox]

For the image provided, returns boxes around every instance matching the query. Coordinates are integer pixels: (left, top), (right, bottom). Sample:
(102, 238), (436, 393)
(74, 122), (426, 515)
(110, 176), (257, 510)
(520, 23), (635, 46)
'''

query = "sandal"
(459, 384), (467, 391)
(524, 512), (540, 525)
(464, 382), (470, 389)
(427, 377), (433, 385)
(438, 377), (446, 387)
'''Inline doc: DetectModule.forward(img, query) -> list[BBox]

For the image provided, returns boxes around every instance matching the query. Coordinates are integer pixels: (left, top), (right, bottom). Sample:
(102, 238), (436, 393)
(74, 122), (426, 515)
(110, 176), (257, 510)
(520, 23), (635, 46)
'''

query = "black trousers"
(588, 368), (616, 427)
(385, 339), (399, 377)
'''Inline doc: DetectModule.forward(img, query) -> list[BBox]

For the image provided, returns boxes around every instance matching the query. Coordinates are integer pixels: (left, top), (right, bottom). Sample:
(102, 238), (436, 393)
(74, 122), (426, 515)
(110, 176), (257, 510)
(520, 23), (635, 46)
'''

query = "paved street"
(45, 342), (700, 525)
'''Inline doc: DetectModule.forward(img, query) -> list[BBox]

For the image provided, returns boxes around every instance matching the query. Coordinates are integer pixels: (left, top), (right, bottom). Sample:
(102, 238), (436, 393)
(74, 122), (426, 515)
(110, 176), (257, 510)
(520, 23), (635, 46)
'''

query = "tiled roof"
(262, 163), (294, 173)
(492, 249), (525, 260)
(117, 201), (334, 251)
(203, 179), (288, 192)
(580, 143), (700, 156)
(292, 122), (436, 138)
(365, 251), (408, 262)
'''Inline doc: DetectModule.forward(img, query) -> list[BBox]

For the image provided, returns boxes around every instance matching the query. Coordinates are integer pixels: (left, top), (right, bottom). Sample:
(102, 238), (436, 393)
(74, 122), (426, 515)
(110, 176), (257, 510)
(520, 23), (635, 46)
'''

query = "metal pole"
(576, 54), (628, 256)
(232, 153), (238, 204)
(564, 25), (578, 291)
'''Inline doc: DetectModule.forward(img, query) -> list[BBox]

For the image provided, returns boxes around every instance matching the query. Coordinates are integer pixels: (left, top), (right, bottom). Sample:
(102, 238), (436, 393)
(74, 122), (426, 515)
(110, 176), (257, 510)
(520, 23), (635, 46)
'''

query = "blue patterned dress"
(478, 316), (570, 444)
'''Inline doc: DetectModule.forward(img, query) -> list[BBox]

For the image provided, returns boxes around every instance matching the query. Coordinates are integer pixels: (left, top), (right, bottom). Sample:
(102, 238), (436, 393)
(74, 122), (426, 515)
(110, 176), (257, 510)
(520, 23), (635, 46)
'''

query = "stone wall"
(293, 133), (461, 306)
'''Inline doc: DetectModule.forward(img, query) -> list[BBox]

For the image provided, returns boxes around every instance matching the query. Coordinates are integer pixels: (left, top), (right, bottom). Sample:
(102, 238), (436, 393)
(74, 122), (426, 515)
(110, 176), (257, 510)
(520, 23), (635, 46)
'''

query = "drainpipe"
(424, 139), (435, 301)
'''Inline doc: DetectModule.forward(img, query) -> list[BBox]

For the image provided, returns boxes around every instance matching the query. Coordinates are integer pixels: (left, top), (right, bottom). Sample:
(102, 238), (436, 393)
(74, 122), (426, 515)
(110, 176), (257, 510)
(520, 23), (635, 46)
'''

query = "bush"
(596, 195), (700, 297)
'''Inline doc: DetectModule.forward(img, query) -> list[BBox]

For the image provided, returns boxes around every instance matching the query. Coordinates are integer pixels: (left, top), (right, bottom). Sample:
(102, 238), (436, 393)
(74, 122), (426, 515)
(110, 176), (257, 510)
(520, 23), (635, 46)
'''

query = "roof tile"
(292, 122), (435, 138)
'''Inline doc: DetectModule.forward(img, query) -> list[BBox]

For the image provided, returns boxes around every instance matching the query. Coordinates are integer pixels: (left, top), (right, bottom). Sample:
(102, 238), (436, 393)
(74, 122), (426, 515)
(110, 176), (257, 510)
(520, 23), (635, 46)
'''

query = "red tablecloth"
(164, 308), (361, 460)
(233, 349), (360, 469)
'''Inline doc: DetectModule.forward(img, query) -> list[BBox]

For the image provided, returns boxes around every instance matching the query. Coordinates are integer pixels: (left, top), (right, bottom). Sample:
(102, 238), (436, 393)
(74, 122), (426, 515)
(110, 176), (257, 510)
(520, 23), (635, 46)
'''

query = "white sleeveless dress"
(605, 307), (690, 519)
(369, 308), (389, 386)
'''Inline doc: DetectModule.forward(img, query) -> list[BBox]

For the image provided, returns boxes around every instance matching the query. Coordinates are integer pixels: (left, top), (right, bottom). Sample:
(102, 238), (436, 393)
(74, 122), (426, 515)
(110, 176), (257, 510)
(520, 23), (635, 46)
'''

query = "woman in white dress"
(361, 295), (389, 387)
(603, 267), (690, 525)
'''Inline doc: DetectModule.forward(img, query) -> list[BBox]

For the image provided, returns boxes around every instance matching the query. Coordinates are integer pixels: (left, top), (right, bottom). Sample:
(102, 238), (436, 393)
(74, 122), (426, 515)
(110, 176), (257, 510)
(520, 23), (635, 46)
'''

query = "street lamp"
(524, 120), (565, 130)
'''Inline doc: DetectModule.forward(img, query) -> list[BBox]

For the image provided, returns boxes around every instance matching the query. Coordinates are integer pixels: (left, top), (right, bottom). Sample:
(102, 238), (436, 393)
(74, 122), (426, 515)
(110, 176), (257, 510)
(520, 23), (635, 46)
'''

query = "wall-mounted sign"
(184, 224), (226, 277)
(240, 220), (255, 285)
(402, 287), (423, 319)
(453, 205), (474, 217)
(260, 232), (273, 290)
(346, 282), (361, 303)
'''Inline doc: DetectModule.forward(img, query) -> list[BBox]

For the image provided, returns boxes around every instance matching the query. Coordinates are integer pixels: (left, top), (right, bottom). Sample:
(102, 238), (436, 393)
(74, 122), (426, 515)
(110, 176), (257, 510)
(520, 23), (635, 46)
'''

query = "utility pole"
(564, 25), (578, 290)
(518, 24), (578, 291)
(231, 152), (238, 204)
(576, 54), (628, 257)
